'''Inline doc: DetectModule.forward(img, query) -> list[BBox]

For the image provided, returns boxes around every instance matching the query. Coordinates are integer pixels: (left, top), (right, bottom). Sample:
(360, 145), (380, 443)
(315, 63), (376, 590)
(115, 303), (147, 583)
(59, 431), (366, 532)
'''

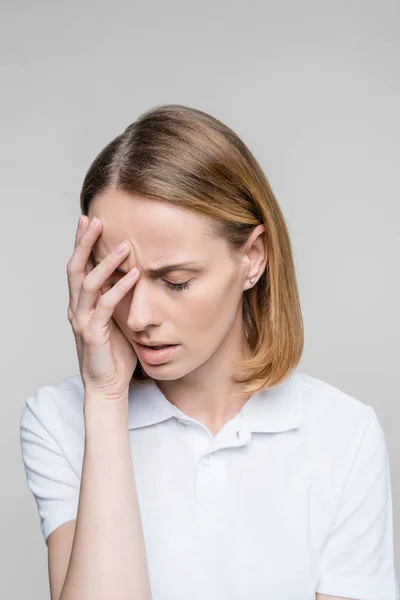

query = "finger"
(76, 218), (94, 277)
(89, 267), (140, 332)
(67, 217), (103, 314)
(68, 216), (89, 313)
(75, 215), (88, 249)
(74, 240), (132, 321)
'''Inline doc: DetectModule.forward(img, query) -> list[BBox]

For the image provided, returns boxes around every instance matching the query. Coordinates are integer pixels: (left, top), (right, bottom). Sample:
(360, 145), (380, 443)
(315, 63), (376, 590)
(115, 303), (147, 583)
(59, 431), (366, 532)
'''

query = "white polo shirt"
(20, 370), (398, 600)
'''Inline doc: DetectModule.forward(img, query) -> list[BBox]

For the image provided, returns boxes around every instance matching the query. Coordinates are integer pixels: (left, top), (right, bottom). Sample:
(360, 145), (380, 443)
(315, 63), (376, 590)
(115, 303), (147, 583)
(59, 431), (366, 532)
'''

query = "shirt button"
(202, 454), (214, 466)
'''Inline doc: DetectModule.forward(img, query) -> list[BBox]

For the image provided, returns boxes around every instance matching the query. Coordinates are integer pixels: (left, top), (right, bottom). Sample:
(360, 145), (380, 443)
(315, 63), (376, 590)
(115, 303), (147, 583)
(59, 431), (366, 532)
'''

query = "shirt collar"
(127, 370), (303, 433)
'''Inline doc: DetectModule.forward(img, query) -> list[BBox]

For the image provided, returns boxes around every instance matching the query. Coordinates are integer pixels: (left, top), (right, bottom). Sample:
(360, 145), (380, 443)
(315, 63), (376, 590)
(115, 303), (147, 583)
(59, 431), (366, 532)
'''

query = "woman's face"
(88, 188), (266, 381)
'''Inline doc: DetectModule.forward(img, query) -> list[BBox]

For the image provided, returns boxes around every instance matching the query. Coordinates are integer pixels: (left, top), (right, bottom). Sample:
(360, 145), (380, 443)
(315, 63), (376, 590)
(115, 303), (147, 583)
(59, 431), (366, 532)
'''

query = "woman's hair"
(80, 104), (303, 399)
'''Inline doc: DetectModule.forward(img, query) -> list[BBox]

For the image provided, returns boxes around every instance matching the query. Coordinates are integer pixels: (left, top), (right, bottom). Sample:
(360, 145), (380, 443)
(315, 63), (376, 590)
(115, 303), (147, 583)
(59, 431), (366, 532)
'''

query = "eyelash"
(165, 280), (190, 292)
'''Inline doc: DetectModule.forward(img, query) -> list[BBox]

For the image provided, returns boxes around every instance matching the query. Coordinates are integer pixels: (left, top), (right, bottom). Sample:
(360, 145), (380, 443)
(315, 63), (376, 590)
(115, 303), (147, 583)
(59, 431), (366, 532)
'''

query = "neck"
(155, 330), (252, 436)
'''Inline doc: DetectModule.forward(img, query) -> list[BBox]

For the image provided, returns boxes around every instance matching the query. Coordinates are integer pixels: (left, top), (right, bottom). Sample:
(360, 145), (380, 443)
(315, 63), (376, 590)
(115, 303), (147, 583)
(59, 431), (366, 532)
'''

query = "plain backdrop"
(2, 0), (399, 597)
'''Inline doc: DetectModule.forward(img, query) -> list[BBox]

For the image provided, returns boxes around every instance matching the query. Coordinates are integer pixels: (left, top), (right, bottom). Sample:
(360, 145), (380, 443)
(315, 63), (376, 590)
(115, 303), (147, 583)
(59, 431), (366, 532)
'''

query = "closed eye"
(165, 280), (190, 292)
(104, 279), (191, 292)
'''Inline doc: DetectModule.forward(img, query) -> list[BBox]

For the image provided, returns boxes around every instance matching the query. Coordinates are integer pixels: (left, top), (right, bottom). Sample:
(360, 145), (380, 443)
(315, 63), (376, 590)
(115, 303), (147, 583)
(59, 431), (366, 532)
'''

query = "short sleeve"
(20, 387), (81, 545)
(316, 407), (399, 600)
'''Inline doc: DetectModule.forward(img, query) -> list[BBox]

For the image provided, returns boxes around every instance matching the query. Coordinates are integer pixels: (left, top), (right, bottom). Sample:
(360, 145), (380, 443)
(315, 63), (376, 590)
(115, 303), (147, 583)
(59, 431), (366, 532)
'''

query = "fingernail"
(126, 267), (138, 279)
(88, 217), (98, 231)
(113, 241), (127, 254)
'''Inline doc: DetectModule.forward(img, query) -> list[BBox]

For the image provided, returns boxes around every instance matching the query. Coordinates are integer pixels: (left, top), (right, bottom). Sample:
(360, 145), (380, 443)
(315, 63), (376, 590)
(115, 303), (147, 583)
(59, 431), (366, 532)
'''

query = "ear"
(241, 225), (267, 290)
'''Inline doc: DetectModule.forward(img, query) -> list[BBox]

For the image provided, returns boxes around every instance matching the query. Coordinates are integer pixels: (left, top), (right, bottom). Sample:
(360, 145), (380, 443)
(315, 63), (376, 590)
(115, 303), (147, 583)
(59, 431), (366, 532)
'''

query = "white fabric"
(20, 370), (398, 600)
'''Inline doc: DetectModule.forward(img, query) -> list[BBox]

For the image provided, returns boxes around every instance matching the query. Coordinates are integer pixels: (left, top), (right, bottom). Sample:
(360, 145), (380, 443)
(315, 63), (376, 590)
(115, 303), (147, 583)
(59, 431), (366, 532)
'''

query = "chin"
(141, 360), (198, 382)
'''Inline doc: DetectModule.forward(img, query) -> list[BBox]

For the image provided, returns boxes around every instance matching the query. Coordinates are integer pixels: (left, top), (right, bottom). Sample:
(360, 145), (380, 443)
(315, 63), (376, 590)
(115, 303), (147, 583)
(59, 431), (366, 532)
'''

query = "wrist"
(84, 392), (129, 418)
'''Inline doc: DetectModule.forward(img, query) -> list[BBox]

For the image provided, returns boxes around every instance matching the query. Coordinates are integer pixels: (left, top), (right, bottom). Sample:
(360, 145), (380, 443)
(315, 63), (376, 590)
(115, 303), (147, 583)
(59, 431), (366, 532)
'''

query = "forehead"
(89, 189), (222, 262)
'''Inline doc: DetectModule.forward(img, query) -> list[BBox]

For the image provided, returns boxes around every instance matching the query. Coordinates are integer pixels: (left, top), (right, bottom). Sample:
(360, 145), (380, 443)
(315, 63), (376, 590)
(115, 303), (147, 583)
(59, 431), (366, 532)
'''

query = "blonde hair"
(80, 104), (304, 399)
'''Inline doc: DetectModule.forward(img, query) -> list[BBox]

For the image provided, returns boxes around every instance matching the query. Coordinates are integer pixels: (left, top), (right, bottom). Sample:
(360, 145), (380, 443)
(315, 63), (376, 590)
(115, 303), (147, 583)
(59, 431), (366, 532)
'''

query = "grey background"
(2, 1), (399, 597)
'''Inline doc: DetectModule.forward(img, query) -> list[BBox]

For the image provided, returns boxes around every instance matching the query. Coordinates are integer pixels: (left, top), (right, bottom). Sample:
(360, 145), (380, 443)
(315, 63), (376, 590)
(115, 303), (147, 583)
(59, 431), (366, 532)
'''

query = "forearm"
(59, 394), (152, 600)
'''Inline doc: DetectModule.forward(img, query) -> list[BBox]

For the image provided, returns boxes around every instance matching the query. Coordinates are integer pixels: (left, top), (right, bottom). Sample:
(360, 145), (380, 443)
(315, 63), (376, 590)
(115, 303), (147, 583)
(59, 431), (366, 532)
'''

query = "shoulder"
(20, 374), (85, 449)
(293, 371), (381, 469)
(295, 370), (375, 429)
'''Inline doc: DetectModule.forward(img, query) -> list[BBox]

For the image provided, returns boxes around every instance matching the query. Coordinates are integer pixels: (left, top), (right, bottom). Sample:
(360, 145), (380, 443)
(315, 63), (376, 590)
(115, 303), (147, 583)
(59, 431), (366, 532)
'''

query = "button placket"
(202, 453), (214, 466)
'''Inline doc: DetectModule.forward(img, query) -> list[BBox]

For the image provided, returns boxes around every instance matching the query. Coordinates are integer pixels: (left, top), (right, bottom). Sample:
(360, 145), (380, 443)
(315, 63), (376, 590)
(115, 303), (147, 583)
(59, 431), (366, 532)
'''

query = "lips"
(134, 342), (180, 365)
(136, 342), (176, 347)
(145, 344), (172, 349)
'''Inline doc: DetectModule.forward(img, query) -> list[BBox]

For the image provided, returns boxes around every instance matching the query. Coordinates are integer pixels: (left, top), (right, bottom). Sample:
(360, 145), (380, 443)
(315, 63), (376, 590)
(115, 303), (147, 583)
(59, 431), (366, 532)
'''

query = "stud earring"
(250, 278), (255, 284)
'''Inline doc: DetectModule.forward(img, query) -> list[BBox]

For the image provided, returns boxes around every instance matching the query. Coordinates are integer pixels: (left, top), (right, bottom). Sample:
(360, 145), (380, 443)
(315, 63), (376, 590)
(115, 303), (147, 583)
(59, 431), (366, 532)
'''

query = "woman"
(20, 104), (397, 600)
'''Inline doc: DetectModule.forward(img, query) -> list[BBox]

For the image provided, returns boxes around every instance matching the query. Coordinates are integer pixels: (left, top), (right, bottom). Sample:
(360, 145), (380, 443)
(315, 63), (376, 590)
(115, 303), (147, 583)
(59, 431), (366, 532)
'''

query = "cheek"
(180, 280), (238, 332)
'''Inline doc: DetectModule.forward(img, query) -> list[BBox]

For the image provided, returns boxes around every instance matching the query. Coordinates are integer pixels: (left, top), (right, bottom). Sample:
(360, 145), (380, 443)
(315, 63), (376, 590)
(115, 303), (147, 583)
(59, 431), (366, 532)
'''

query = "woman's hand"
(67, 215), (140, 403)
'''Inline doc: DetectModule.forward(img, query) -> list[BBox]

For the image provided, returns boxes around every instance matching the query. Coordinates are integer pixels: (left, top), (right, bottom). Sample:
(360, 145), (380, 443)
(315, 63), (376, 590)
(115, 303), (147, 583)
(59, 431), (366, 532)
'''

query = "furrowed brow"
(91, 256), (203, 277)
(144, 263), (203, 277)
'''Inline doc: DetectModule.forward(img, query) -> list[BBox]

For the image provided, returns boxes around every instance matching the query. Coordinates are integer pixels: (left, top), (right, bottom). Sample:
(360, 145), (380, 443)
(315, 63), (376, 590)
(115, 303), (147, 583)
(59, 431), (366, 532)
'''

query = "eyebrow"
(91, 256), (203, 277)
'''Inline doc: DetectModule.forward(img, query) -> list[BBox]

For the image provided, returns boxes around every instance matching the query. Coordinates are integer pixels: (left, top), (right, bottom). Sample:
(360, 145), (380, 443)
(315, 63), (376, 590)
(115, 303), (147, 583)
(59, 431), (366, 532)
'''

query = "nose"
(125, 278), (162, 331)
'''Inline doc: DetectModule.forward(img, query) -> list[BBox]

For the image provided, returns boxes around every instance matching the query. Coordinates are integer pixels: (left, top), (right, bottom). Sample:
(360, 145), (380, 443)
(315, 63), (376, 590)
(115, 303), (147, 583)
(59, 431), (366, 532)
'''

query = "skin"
(88, 188), (267, 436)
